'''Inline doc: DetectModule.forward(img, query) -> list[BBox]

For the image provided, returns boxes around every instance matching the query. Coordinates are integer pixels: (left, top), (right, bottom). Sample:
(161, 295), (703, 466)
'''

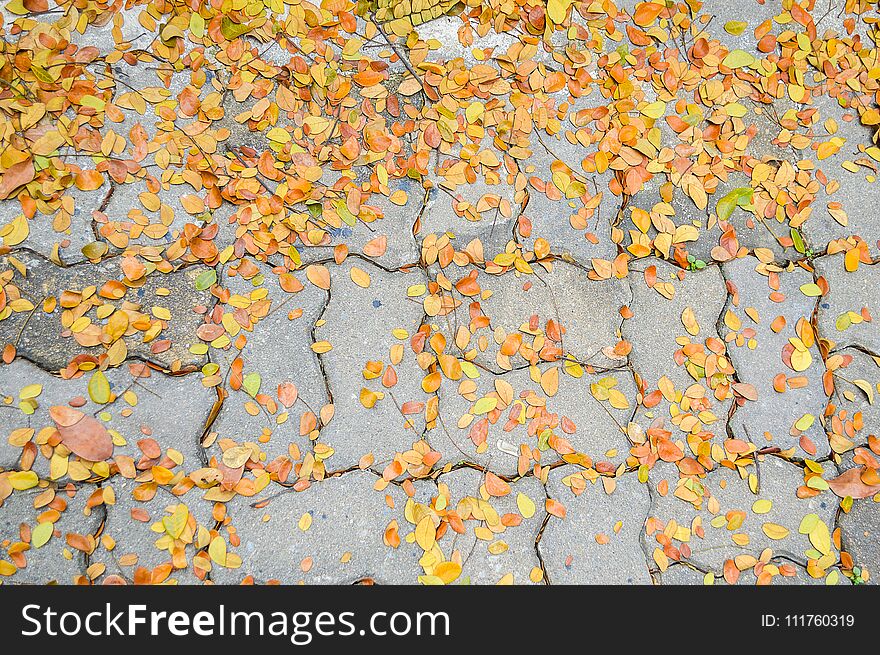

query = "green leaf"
(194, 269), (217, 290)
(472, 396), (498, 415)
(722, 49), (756, 69)
(791, 227), (806, 254)
(334, 200), (357, 227)
(243, 372), (261, 397)
(31, 522), (54, 549)
(221, 17), (252, 40)
(716, 187), (753, 221)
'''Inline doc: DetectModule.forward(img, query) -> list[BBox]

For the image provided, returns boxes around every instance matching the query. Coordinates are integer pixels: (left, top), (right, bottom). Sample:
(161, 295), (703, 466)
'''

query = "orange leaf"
(632, 2), (663, 26)
(75, 170), (105, 191)
(485, 472), (511, 497)
(546, 498), (567, 518)
(0, 160), (35, 199)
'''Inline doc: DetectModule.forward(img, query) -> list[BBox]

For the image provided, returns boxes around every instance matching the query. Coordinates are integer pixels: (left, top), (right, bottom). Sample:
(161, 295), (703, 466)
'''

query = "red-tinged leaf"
(485, 471), (510, 497)
(546, 498), (566, 518)
(49, 405), (86, 427)
(828, 468), (880, 499)
(0, 160), (35, 199)
(55, 414), (114, 461)
(723, 559), (740, 585)
(278, 381), (298, 408)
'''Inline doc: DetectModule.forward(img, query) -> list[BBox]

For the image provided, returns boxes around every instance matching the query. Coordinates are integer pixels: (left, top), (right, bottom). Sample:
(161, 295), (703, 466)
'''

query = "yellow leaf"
(433, 561), (462, 584)
(88, 370), (111, 404)
(762, 523), (790, 540)
(790, 348), (813, 372)
(724, 21), (747, 35)
(162, 505), (188, 539)
(517, 493), (536, 519)
(608, 388), (630, 410)
(642, 101), (666, 119)
(8, 471), (38, 490)
(350, 267), (371, 288)
(19, 384), (42, 400)
(415, 515), (435, 551)
(208, 536), (227, 566)
(681, 307), (700, 336)
(31, 522), (54, 549)
(809, 520), (832, 555)
(547, 0), (571, 24)
(359, 387), (380, 409)
(799, 283), (822, 297)
(722, 49), (756, 69)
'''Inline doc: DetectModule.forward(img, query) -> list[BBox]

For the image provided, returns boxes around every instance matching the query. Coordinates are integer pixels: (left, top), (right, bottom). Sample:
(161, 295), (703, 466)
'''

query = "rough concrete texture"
(815, 254), (880, 354)
(313, 260), (429, 469)
(207, 262), (329, 463)
(436, 468), (545, 585)
(648, 457), (838, 578)
(212, 472), (427, 584)
(540, 468), (652, 584)
(1, 1), (878, 588)
(721, 257), (828, 456)
(435, 260), (630, 373)
(0, 484), (101, 584)
(433, 364), (634, 476)
(0, 251), (213, 372)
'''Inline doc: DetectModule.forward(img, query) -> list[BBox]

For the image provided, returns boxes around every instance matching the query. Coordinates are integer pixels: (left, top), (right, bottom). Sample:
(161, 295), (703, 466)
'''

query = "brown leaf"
(732, 383), (758, 401)
(49, 405), (86, 427)
(0, 160), (35, 200)
(278, 381), (298, 408)
(51, 407), (114, 461)
(828, 468), (880, 499)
